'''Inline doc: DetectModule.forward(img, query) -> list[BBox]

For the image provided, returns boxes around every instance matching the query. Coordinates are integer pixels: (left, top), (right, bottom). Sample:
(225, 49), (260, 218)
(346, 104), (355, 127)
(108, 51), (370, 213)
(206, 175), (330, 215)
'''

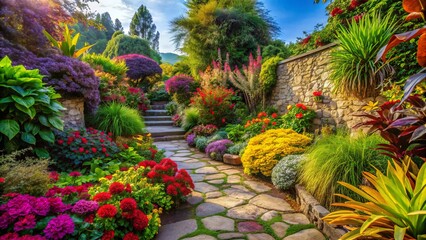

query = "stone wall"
(59, 97), (85, 130)
(269, 43), (383, 132)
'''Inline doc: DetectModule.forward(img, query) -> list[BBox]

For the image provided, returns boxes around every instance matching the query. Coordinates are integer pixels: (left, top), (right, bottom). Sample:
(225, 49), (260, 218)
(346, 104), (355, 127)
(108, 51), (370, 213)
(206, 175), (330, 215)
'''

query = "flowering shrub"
(190, 87), (235, 127)
(192, 124), (219, 137)
(271, 155), (304, 190)
(330, 7), (344, 17)
(281, 104), (316, 133)
(186, 134), (196, 147)
(205, 139), (234, 161)
(244, 111), (281, 138)
(172, 114), (182, 127)
(50, 128), (120, 171)
(241, 129), (311, 176)
(115, 54), (162, 88)
(165, 74), (195, 105)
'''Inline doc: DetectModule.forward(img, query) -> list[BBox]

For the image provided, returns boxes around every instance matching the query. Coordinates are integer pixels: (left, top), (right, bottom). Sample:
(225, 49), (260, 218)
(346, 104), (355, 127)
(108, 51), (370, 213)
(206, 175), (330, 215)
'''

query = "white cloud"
(88, 0), (186, 53)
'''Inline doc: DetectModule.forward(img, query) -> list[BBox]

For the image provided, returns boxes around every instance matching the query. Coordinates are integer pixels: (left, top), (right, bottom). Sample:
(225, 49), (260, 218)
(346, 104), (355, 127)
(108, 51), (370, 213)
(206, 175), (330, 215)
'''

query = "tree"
(103, 34), (161, 62)
(171, 0), (278, 75)
(100, 12), (115, 39)
(129, 4), (160, 51)
(114, 18), (123, 32)
(262, 40), (292, 61)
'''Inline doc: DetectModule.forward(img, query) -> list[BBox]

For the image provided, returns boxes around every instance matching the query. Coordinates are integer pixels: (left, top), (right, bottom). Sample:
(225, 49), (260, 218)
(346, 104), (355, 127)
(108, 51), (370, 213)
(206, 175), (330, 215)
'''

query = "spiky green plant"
(330, 12), (399, 97)
(182, 107), (200, 132)
(92, 103), (145, 137)
(299, 130), (389, 209)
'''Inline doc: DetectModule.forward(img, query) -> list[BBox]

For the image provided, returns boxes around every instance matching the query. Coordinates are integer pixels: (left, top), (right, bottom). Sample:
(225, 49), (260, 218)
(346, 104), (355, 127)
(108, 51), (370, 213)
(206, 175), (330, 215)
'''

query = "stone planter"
(223, 154), (242, 165)
(58, 96), (85, 130)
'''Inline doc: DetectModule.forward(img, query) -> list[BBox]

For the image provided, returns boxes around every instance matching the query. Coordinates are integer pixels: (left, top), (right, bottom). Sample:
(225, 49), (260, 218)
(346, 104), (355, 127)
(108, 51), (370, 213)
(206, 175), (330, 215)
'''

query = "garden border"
(295, 184), (347, 240)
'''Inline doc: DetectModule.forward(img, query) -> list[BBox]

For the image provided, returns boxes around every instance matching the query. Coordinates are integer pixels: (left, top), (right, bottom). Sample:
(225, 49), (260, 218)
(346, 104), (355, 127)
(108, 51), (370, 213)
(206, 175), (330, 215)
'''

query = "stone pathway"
(155, 140), (325, 240)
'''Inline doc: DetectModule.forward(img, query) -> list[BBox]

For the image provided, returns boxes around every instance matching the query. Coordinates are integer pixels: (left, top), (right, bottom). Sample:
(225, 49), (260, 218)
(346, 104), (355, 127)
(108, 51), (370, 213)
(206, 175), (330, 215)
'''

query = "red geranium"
(109, 182), (125, 195)
(296, 113), (304, 119)
(138, 160), (157, 168)
(331, 7), (344, 17)
(301, 35), (311, 45)
(166, 184), (178, 196)
(101, 230), (115, 240)
(84, 214), (95, 224)
(271, 113), (278, 119)
(132, 210), (149, 231)
(105, 175), (113, 180)
(296, 103), (307, 110)
(353, 14), (363, 22)
(0, 178), (4, 183)
(313, 91), (322, 97)
(123, 232), (139, 240)
(57, 139), (64, 145)
(97, 204), (117, 218)
(120, 198), (137, 212)
(125, 183), (132, 193)
(49, 172), (60, 182)
(93, 192), (112, 202)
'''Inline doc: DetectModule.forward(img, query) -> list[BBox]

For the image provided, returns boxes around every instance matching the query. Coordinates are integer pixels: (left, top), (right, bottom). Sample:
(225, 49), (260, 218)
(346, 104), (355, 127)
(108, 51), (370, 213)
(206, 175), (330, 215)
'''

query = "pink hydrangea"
(43, 214), (75, 239)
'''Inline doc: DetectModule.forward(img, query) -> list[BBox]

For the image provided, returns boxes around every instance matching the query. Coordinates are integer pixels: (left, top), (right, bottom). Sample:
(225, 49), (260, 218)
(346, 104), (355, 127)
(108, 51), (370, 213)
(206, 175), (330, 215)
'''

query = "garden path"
(154, 140), (325, 240)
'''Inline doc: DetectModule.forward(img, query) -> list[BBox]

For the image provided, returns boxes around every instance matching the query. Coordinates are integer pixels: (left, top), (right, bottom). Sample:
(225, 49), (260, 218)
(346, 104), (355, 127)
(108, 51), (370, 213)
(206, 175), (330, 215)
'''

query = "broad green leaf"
(24, 122), (35, 132)
(32, 124), (40, 135)
(0, 96), (13, 104)
(21, 132), (36, 145)
(35, 94), (50, 104)
(0, 119), (19, 140)
(0, 56), (12, 65)
(50, 101), (66, 112)
(38, 129), (54, 143)
(34, 148), (49, 159)
(48, 116), (64, 130)
(38, 115), (50, 127)
(15, 103), (36, 119)
(11, 95), (35, 108)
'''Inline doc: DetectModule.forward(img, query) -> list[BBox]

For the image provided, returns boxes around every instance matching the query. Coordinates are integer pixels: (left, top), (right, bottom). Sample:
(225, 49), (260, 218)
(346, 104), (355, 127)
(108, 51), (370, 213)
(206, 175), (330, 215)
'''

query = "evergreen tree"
(129, 4), (160, 52)
(114, 18), (123, 32)
(100, 12), (115, 39)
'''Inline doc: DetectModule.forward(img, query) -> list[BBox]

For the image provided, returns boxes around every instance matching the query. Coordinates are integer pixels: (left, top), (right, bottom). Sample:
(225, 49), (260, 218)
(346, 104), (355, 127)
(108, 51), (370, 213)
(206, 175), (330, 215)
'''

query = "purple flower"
(14, 214), (36, 232)
(186, 133), (196, 147)
(32, 197), (50, 216)
(43, 214), (75, 240)
(7, 195), (33, 219)
(20, 235), (46, 240)
(115, 54), (162, 81)
(205, 139), (233, 161)
(48, 198), (71, 213)
(165, 74), (194, 94)
(0, 212), (12, 229)
(71, 200), (99, 215)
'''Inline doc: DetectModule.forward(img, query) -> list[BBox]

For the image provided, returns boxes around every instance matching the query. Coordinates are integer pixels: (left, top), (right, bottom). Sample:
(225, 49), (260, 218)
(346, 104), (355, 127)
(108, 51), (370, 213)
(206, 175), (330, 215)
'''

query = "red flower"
(331, 7), (344, 17)
(272, 121), (277, 126)
(101, 230), (115, 240)
(122, 143), (129, 149)
(301, 35), (311, 45)
(69, 171), (81, 177)
(295, 103), (307, 110)
(348, 0), (361, 10)
(296, 113), (304, 119)
(81, 138), (87, 144)
(132, 210), (149, 231)
(138, 160), (157, 168)
(125, 183), (132, 193)
(97, 204), (117, 218)
(123, 232), (139, 240)
(92, 147), (97, 153)
(102, 148), (107, 153)
(257, 111), (267, 118)
(166, 184), (178, 196)
(120, 198), (137, 212)
(0, 178), (4, 183)
(147, 171), (157, 179)
(313, 91), (322, 97)
(271, 113), (278, 119)
(57, 139), (64, 145)
(149, 148), (157, 158)
(353, 14), (363, 22)
(105, 175), (113, 180)
(109, 182), (125, 195)
(79, 147), (84, 153)
(93, 192), (112, 202)
(49, 172), (59, 182)
(120, 167), (129, 171)
(84, 214), (95, 224)
(67, 137), (74, 143)
(222, 118), (226, 123)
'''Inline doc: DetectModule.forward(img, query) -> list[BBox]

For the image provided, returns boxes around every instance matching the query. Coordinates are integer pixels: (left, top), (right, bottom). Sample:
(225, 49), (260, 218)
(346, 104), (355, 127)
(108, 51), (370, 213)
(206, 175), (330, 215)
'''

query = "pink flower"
(69, 171), (81, 177)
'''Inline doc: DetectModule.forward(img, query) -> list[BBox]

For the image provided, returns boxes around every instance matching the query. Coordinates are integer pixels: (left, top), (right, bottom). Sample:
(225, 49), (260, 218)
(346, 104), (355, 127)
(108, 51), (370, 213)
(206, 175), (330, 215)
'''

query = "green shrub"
(226, 142), (247, 156)
(0, 56), (64, 157)
(272, 155), (304, 190)
(82, 53), (127, 77)
(0, 149), (50, 196)
(91, 103), (146, 137)
(195, 136), (208, 152)
(226, 124), (246, 142)
(281, 103), (316, 133)
(260, 56), (283, 94)
(165, 101), (179, 116)
(182, 107), (200, 132)
(207, 130), (228, 144)
(299, 131), (389, 209)
(330, 12), (398, 98)
(103, 34), (161, 62)
(148, 87), (170, 102)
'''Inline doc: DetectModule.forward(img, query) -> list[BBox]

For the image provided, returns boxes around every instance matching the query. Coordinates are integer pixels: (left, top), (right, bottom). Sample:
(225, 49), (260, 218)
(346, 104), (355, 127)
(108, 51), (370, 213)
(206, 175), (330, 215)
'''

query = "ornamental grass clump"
(205, 139), (234, 161)
(241, 129), (311, 177)
(299, 131), (388, 209)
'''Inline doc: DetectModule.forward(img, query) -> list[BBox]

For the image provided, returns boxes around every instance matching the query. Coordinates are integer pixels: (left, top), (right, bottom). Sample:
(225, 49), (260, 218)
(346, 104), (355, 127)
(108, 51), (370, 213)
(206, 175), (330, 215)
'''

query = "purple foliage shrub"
(205, 139), (234, 161)
(0, 39), (100, 112)
(186, 133), (196, 147)
(114, 54), (162, 87)
(165, 74), (194, 94)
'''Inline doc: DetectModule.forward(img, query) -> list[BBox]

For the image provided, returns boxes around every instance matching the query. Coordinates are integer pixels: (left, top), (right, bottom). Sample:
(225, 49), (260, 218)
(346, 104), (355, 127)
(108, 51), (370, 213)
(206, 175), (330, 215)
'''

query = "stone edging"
(295, 184), (347, 240)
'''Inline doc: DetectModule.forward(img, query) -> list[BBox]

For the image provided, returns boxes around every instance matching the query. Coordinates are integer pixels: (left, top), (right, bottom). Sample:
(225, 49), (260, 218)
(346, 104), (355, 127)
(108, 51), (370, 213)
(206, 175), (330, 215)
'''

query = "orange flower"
(271, 113), (278, 119)
(257, 112), (267, 118)
(272, 121), (277, 126)
(263, 118), (270, 125)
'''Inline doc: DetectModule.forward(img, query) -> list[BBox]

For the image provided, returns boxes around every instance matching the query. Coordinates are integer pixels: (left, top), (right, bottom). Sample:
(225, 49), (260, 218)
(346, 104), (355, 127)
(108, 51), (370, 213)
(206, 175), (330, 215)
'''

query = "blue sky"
(88, 0), (329, 53)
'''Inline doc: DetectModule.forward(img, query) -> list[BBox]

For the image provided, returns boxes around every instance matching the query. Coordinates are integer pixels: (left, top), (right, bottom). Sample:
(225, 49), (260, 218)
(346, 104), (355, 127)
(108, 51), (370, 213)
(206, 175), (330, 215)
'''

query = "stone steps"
(145, 121), (175, 126)
(145, 103), (184, 142)
(151, 104), (166, 110)
(144, 116), (172, 121)
(145, 109), (168, 116)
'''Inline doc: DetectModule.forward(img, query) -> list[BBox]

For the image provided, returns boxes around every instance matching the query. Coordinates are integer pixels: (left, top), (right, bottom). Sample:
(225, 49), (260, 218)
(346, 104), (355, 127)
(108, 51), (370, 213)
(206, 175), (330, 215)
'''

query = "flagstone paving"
(155, 140), (325, 240)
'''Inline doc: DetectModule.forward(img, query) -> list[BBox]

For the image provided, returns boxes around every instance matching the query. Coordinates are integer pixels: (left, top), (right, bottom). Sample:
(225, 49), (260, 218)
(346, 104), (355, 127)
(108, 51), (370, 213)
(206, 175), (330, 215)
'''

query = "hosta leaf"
(38, 115), (50, 127)
(21, 132), (36, 145)
(38, 129), (54, 143)
(11, 95), (35, 108)
(0, 96), (13, 104)
(48, 116), (64, 130)
(24, 122), (34, 132)
(15, 103), (36, 119)
(0, 119), (19, 140)
(34, 148), (49, 159)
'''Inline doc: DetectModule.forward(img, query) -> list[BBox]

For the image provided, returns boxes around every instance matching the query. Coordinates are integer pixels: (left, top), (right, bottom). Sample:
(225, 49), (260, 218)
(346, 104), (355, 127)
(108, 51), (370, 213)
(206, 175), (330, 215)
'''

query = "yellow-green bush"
(241, 129), (311, 176)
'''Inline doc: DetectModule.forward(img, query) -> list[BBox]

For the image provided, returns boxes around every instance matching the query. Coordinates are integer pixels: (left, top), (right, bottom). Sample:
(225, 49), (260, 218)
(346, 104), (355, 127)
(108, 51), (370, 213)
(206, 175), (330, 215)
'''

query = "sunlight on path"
(154, 140), (325, 240)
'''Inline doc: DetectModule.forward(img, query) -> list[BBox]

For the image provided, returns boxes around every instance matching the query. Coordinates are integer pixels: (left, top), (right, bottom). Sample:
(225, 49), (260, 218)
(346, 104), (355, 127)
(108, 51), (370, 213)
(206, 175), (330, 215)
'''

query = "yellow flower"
(287, 105), (292, 110)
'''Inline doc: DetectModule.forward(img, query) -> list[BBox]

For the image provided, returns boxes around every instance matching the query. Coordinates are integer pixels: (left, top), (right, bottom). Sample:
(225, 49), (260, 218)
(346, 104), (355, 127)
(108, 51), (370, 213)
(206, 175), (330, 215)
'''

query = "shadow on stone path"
(155, 140), (325, 240)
